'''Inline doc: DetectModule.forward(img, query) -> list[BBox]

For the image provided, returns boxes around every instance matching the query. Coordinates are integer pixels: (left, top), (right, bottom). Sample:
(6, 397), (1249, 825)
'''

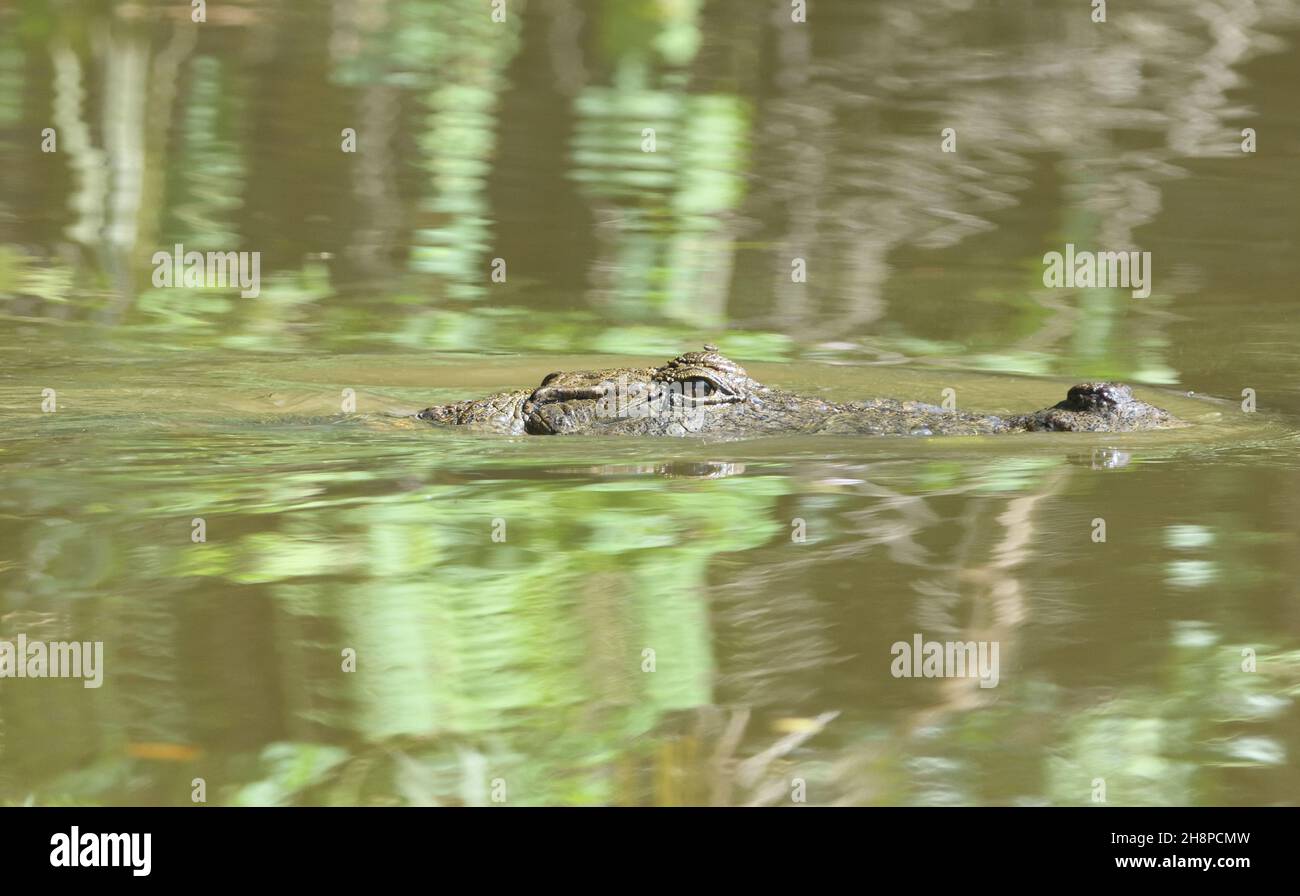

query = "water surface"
(1, 0), (1299, 805)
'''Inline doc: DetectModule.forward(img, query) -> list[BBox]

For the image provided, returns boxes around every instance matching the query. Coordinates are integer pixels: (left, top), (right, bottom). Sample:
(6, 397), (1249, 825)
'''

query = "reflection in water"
(1, 0), (1299, 805)
(406, 6), (521, 301)
(1074, 448), (1132, 469)
(0, 396), (1298, 804)
(4, 0), (1295, 369)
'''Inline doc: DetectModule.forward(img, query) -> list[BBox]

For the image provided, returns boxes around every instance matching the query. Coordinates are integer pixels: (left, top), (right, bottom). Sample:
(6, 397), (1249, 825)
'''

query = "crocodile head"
(416, 347), (1184, 438)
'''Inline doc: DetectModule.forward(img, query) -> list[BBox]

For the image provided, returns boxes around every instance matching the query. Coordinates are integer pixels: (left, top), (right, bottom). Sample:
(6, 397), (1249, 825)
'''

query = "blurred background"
(0, 0), (1298, 805)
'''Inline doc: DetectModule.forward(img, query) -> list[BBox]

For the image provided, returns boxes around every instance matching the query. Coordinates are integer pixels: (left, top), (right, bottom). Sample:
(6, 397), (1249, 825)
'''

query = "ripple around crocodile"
(414, 346), (1184, 441)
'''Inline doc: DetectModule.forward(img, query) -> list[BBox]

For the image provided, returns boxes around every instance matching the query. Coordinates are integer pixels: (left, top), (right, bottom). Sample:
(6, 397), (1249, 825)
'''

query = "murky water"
(2, 0), (1299, 805)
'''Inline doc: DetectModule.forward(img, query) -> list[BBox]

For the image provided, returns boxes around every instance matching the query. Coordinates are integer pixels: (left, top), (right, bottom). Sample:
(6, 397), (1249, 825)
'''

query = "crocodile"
(415, 345), (1182, 439)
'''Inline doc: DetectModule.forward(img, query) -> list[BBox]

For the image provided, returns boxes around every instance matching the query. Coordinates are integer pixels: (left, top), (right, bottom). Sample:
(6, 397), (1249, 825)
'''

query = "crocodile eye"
(673, 378), (717, 399)
(683, 377), (736, 400)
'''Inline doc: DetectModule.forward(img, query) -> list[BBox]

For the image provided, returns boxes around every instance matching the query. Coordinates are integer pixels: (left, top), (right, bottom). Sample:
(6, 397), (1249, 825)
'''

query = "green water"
(1, 0), (1299, 805)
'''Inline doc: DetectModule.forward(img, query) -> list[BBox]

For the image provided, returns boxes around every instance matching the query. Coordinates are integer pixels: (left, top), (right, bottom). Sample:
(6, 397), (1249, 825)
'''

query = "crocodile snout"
(1060, 382), (1134, 412)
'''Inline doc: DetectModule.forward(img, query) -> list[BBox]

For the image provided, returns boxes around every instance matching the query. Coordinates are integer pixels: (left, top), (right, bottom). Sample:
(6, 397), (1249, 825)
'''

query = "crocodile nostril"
(1065, 382), (1132, 411)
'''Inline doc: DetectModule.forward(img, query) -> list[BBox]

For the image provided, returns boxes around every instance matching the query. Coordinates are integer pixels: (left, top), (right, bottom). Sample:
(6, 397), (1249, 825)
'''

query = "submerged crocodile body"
(416, 346), (1181, 439)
